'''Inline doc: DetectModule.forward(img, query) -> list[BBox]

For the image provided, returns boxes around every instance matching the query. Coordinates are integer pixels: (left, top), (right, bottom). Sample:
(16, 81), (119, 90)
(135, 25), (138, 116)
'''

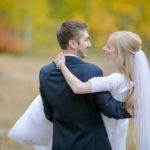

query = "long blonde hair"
(110, 31), (142, 116)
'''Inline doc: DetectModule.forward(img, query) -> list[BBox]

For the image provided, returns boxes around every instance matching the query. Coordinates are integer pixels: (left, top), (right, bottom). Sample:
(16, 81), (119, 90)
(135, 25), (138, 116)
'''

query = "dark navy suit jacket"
(40, 56), (130, 150)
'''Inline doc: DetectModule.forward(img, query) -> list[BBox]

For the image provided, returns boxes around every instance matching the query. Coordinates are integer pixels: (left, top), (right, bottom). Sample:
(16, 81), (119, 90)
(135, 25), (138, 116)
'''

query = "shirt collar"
(64, 54), (79, 58)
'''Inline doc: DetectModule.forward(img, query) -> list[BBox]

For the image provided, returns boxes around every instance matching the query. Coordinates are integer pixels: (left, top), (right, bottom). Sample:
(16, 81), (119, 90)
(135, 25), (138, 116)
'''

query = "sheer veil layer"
(134, 50), (150, 150)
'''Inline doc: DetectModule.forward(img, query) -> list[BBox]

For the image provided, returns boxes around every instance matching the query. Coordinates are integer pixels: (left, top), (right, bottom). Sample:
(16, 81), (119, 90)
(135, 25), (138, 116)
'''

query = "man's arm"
(40, 68), (54, 122)
(94, 91), (131, 119)
(92, 68), (131, 119)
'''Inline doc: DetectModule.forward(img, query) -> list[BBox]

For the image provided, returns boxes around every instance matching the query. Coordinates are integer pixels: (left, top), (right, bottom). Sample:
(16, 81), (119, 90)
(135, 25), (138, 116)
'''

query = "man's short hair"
(56, 20), (88, 49)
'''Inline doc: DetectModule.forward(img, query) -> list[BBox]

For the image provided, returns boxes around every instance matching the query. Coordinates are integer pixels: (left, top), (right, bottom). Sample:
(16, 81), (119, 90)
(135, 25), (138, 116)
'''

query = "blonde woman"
(54, 31), (150, 150)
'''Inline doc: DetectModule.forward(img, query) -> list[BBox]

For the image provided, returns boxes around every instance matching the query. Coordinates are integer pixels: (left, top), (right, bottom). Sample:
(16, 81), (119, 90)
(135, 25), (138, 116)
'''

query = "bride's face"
(103, 36), (117, 64)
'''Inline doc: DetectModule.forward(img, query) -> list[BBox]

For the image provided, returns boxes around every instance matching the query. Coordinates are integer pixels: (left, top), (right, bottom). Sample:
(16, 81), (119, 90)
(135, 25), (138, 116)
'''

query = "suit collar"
(65, 56), (84, 65)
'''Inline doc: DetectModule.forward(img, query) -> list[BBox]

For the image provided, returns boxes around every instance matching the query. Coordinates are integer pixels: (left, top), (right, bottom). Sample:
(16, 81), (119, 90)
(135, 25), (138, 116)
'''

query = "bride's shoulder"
(105, 73), (127, 88)
(108, 73), (125, 81)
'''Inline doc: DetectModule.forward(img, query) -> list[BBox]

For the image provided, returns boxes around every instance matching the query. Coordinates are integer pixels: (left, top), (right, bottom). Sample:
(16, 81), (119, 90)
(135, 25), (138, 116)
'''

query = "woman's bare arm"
(54, 53), (91, 94)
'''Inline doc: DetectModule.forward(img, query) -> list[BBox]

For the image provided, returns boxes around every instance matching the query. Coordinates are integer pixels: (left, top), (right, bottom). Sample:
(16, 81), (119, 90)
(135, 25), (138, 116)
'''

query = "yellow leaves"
(111, 2), (134, 14)
(0, 31), (25, 53)
(1, 0), (150, 54)
(71, 12), (86, 23)
(140, 23), (150, 38)
(65, 0), (82, 8)
(91, 0), (102, 8)
(29, 0), (50, 24)
(89, 9), (117, 48)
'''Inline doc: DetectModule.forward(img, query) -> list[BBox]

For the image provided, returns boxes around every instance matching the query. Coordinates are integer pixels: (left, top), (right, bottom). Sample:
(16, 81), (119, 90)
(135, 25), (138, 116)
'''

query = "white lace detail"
(89, 73), (127, 91)
(89, 73), (133, 101)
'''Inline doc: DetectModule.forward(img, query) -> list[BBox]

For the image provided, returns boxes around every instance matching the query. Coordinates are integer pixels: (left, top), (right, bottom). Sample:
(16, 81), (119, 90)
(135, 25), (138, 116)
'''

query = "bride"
(8, 31), (150, 150)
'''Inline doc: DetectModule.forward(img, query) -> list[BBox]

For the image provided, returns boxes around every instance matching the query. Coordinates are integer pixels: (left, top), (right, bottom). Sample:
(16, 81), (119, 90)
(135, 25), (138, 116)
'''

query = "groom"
(40, 20), (130, 150)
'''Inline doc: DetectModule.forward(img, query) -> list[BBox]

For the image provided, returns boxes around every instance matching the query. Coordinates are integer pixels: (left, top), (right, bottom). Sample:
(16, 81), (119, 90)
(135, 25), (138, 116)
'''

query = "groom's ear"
(68, 40), (76, 50)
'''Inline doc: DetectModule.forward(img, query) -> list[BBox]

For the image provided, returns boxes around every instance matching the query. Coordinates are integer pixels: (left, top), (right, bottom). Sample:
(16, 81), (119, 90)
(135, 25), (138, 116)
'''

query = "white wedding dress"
(89, 73), (132, 150)
(8, 95), (53, 150)
(8, 73), (131, 150)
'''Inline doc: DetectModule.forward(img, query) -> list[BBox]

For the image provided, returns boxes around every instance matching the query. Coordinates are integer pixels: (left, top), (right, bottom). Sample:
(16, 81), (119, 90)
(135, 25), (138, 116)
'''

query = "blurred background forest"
(0, 0), (150, 149)
(1, 0), (150, 55)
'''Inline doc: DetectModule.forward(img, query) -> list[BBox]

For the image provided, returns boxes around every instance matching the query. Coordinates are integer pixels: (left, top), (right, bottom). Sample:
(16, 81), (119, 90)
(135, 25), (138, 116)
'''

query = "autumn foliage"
(0, 31), (25, 53)
(0, 0), (150, 54)
(0, 19), (25, 53)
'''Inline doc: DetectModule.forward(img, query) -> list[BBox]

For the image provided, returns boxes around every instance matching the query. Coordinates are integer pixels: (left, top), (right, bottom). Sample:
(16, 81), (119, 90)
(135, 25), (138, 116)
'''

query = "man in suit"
(40, 20), (131, 150)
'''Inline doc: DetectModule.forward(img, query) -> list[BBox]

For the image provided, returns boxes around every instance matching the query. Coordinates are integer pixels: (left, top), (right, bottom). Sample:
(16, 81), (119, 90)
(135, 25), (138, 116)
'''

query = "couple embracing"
(8, 20), (150, 150)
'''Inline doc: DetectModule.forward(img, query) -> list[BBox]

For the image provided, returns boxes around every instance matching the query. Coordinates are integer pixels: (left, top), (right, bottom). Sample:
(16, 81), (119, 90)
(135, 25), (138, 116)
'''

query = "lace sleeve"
(88, 73), (125, 93)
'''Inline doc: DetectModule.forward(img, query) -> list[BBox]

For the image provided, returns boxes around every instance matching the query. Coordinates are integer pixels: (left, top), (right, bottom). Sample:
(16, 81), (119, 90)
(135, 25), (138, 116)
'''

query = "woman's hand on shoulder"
(54, 52), (66, 68)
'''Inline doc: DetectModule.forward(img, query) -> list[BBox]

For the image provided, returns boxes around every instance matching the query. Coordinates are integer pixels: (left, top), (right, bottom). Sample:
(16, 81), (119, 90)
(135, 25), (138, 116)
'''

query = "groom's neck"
(62, 49), (78, 57)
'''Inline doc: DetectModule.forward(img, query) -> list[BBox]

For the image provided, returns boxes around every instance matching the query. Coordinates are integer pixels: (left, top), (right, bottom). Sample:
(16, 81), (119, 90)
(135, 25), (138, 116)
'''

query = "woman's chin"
(107, 59), (115, 65)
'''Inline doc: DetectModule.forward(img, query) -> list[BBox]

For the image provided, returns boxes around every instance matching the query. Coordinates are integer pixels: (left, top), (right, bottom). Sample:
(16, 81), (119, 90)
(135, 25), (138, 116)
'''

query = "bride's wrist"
(57, 61), (65, 68)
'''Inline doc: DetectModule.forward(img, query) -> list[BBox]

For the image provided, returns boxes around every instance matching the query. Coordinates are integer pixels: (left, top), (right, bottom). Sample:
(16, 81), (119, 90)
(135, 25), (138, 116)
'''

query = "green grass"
(0, 53), (136, 150)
